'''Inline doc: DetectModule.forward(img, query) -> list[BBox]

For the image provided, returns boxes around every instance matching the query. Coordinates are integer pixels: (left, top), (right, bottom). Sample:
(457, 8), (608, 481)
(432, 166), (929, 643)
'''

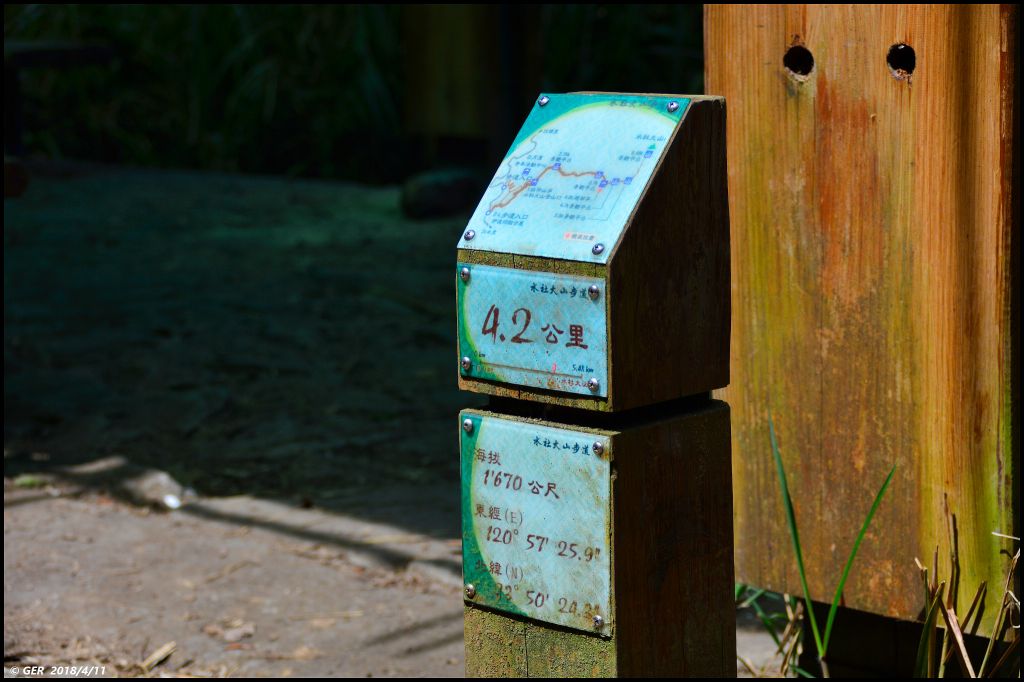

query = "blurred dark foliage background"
(4, 4), (704, 183)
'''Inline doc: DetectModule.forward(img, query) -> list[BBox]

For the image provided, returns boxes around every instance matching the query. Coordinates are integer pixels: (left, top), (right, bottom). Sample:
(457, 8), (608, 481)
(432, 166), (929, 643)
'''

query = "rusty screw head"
(464, 229), (476, 241)
(465, 583), (477, 599)
(593, 614), (604, 629)
(587, 377), (600, 392)
(538, 95), (550, 107)
(667, 101), (680, 113)
(461, 356), (472, 373)
(591, 243), (605, 256)
(460, 267), (471, 283)
(592, 441), (604, 456)
(587, 284), (600, 301)
(462, 418), (474, 434)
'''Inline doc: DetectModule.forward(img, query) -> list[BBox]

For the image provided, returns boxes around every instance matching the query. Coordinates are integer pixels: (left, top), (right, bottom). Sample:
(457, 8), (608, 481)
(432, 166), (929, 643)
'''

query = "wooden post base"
(463, 399), (736, 677)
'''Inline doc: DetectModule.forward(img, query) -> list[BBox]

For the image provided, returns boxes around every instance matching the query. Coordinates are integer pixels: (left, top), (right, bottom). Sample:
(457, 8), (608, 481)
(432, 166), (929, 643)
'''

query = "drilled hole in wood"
(783, 45), (814, 80)
(887, 43), (916, 80)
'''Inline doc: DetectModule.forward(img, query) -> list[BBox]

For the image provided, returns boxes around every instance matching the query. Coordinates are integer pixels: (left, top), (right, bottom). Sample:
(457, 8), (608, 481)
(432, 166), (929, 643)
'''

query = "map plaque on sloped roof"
(458, 93), (690, 263)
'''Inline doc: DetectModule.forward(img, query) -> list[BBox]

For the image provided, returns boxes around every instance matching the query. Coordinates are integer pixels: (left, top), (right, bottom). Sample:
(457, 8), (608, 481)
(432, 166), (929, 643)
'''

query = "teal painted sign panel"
(457, 263), (608, 397)
(461, 412), (612, 634)
(458, 93), (690, 263)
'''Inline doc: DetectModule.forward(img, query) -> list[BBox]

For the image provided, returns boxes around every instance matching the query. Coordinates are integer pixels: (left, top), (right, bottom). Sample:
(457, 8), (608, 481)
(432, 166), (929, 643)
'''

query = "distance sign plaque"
(457, 263), (608, 397)
(460, 411), (612, 634)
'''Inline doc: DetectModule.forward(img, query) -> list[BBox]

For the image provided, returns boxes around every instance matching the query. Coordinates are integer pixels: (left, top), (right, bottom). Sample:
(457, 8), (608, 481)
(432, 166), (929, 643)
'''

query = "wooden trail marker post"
(455, 92), (735, 677)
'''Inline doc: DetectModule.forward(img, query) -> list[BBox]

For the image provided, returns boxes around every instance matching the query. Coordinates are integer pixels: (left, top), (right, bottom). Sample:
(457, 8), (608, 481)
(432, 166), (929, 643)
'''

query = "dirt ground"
(5, 481), (464, 677)
(4, 163), (777, 677)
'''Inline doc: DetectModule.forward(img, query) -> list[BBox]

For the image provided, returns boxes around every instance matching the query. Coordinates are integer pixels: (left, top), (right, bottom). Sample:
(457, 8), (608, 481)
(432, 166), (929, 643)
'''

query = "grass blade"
(960, 581), (987, 636)
(768, 413), (824, 658)
(750, 598), (784, 649)
(738, 586), (767, 608)
(736, 655), (759, 677)
(822, 464), (897, 652)
(978, 548), (1019, 676)
(939, 604), (977, 677)
(913, 582), (945, 678)
(984, 636), (1019, 678)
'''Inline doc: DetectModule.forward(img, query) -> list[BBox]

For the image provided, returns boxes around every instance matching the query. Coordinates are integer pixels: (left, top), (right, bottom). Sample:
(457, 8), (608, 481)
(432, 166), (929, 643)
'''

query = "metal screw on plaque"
(587, 377), (601, 392)
(462, 418), (474, 434)
(461, 356), (472, 373)
(588, 284), (600, 301)
(538, 95), (550, 107)
(593, 615), (604, 630)
(465, 584), (477, 599)
(464, 229), (476, 241)
(667, 101), (680, 113)
(593, 441), (605, 457)
(460, 267), (471, 283)
(592, 243), (605, 256)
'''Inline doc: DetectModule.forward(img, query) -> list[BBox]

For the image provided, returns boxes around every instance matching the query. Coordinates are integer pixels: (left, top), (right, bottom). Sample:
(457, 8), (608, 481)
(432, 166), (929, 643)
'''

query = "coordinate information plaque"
(461, 412), (612, 634)
(457, 93), (690, 263)
(457, 263), (608, 397)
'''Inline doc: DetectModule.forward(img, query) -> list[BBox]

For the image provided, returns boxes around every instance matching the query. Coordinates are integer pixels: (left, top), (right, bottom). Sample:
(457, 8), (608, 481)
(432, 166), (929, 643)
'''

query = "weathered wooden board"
(457, 94), (730, 411)
(705, 4), (1017, 633)
(462, 400), (735, 677)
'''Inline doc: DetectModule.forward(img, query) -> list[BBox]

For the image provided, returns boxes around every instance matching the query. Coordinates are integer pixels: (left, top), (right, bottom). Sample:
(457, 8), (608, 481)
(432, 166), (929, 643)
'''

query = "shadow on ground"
(5, 161), (483, 540)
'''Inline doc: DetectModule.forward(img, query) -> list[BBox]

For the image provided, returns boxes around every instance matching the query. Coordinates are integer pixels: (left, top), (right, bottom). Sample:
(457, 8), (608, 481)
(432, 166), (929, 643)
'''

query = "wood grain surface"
(705, 4), (1017, 633)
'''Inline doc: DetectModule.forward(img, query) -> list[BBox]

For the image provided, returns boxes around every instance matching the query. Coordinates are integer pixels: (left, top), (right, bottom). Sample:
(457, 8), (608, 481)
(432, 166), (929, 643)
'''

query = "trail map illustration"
(458, 93), (689, 263)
